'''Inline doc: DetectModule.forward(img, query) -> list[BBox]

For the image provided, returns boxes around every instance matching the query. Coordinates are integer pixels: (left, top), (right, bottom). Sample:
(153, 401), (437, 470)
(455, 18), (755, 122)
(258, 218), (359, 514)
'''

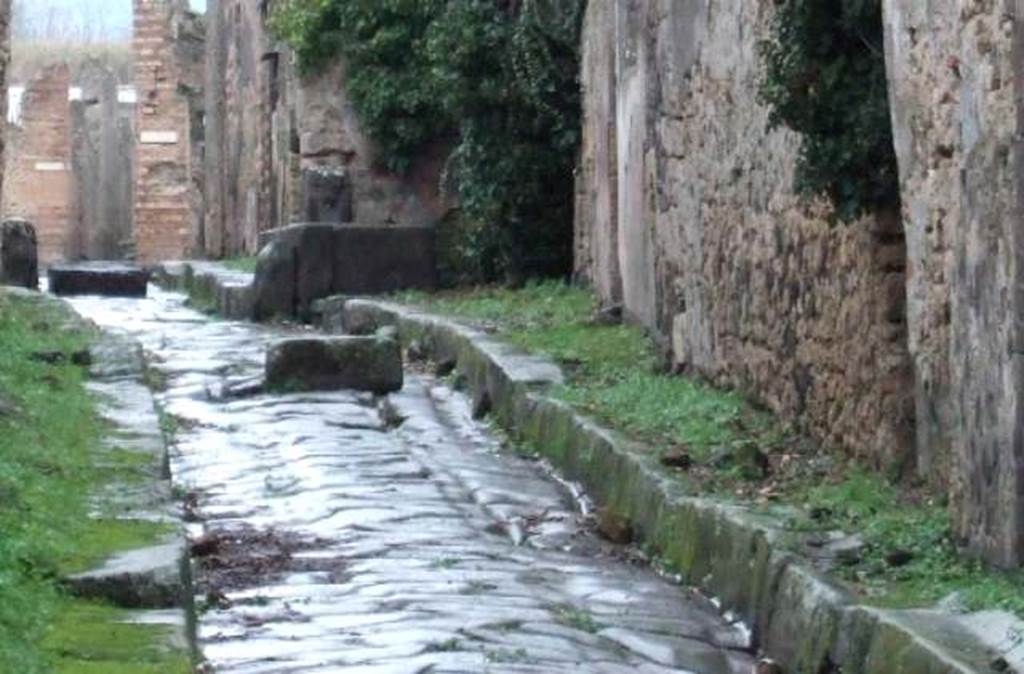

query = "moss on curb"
(0, 290), (189, 673)
(321, 292), (1015, 673)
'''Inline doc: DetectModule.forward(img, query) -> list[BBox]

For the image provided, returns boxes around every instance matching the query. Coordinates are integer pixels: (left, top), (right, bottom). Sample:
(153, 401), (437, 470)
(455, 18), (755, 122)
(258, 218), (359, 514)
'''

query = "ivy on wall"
(271, 0), (585, 283)
(759, 0), (900, 222)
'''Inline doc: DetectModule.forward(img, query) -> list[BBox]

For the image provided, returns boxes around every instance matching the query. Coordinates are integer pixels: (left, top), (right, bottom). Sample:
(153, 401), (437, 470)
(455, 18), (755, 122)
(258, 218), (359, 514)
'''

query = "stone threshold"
(153, 261), (1024, 674)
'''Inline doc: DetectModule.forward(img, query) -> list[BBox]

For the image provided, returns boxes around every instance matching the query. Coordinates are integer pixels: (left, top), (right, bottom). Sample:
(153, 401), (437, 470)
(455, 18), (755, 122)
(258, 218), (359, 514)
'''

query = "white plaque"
(34, 162), (66, 172)
(140, 131), (179, 145)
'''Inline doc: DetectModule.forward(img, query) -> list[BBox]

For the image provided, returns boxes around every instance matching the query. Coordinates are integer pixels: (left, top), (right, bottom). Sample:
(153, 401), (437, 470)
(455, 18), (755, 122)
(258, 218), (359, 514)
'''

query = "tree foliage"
(271, 0), (585, 282)
(759, 0), (900, 221)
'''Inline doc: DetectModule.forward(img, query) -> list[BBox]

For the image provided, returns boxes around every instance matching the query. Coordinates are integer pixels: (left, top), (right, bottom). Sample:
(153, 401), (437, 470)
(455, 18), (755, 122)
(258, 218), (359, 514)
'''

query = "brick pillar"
(133, 0), (194, 262)
(2, 65), (74, 265)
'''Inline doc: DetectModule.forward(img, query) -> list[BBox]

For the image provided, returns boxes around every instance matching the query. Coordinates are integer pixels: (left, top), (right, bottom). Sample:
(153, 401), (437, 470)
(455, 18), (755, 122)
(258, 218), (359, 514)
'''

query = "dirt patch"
(192, 526), (348, 594)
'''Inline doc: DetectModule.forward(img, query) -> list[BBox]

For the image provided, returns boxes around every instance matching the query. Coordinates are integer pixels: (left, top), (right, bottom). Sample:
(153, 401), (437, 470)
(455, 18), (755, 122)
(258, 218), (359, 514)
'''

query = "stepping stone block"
(266, 328), (403, 394)
(0, 218), (39, 290)
(49, 262), (150, 297)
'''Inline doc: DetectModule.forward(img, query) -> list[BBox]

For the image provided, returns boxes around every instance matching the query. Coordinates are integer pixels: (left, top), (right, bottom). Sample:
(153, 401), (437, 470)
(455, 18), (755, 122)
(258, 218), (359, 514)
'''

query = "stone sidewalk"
(68, 287), (754, 673)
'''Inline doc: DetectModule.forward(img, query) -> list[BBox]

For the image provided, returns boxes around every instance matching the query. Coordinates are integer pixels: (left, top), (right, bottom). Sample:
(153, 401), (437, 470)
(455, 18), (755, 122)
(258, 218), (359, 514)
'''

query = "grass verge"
(220, 256), (260, 273)
(0, 290), (185, 673)
(395, 282), (1024, 617)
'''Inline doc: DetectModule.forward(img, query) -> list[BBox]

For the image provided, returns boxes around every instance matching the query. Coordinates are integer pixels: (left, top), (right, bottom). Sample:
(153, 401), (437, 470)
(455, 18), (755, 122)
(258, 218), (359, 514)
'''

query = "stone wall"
(202, 1), (448, 258)
(70, 62), (135, 259)
(133, 0), (204, 263)
(204, 0), (293, 256)
(576, 1), (915, 473)
(884, 1), (1024, 567)
(0, 0), (9, 209)
(3, 64), (73, 265)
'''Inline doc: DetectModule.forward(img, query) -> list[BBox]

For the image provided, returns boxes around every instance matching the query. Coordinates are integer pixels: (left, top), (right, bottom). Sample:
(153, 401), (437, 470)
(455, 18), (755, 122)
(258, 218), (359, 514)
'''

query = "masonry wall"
(884, 1), (1024, 568)
(202, 1), (448, 258)
(3, 64), (73, 265)
(204, 0), (292, 256)
(133, 0), (203, 263)
(71, 62), (135, 259)
(576, 1), (916, 475)
(0, 0), (9, 208)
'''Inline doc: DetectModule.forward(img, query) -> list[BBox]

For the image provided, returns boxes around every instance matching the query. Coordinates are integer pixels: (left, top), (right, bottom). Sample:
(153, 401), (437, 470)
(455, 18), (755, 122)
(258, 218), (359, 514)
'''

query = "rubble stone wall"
(576, 0), (916, 474)
(0, 0), (9, 210)
(202, 2), (448, 258)
(884, 0), (1024, 567)
(578, 0), (1024, 567)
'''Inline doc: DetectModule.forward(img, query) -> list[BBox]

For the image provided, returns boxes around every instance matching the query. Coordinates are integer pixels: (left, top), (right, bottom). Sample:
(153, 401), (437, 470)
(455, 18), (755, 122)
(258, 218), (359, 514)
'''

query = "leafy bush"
(271, 0), (584, 282)
(759, 0), (900, 221)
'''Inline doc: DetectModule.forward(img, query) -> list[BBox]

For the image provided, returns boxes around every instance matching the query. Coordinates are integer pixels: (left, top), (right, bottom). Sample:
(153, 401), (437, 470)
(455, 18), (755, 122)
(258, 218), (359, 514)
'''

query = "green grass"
(551, 604), (601, 634)
(221, 256), (260, 273)
(44, 601), (191, 674)
(396, 282), (1024, 618)
(60, 519), (175, 575)
(0, 291), (184, 672)
(796, 471), (1024, 615)
(397, 283), (776, 459)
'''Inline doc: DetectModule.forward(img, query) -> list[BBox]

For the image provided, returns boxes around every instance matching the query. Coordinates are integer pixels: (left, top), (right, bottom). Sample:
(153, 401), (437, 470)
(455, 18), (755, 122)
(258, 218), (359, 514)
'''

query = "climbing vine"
(759, 0), (900, 221)
(270, 0), (585, 282)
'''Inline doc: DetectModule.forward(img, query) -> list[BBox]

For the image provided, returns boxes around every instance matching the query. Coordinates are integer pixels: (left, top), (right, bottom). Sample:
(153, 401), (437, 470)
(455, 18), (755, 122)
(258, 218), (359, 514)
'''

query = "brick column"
(3, 65), (73, 264)
(133, 0), (194, 262)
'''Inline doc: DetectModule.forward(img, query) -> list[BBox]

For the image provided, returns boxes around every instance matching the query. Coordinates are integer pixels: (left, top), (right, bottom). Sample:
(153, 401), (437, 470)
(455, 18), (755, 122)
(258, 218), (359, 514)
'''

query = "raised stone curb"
(64, 537), (189, 609)
(154, 261), (254, 320)
(59, 297), (194, 657)
(319, 297), (1022, 674)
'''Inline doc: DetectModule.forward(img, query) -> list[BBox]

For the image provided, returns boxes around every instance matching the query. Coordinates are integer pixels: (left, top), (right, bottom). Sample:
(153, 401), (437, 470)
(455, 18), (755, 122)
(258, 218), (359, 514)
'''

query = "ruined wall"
(133, 0), (203, 263)
(3, 64), (73, 264)
(295, 62), (450, 228)
(884, 1), (1024, 567)
(576, 2), (915, 472)
(202, 1), (448, 258)
(204, 0), (294, 256)
(71, 62), (135, 259)
(0, 0), (9, 208)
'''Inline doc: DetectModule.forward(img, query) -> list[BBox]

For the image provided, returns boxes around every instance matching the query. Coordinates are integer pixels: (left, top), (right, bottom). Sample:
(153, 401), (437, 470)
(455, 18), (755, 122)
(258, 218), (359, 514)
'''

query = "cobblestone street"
(69, 287), (754, 673)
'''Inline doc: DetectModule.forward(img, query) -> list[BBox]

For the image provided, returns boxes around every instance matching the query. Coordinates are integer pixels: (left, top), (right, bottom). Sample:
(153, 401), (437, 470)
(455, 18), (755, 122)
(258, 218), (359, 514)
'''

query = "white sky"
(15, 0), (207, 41)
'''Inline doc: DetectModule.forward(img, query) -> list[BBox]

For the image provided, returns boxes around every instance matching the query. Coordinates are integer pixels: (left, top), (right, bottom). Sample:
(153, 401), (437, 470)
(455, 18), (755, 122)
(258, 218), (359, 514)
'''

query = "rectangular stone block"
(252, 223), (437, 321)
(265, 330), (403, 394)
(301, 167), (352, 224)
(0, 219), (39, 290)
(48, 262), (150, 297)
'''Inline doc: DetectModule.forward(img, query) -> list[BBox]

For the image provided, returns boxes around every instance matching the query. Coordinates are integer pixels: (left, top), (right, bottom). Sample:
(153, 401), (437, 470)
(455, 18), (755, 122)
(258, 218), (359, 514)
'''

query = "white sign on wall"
(34, 162), (66, 172)
(140, 131), (179, 145)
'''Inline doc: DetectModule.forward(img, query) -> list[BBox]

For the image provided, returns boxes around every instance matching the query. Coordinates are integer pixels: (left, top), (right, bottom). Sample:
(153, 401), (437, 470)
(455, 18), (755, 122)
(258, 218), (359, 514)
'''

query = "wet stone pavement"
(68, 287), (755, 674)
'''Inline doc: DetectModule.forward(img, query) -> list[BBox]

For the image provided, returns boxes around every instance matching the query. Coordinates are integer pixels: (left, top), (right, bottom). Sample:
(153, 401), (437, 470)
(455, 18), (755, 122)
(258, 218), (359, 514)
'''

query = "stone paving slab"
(68, 285), (756, 673)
